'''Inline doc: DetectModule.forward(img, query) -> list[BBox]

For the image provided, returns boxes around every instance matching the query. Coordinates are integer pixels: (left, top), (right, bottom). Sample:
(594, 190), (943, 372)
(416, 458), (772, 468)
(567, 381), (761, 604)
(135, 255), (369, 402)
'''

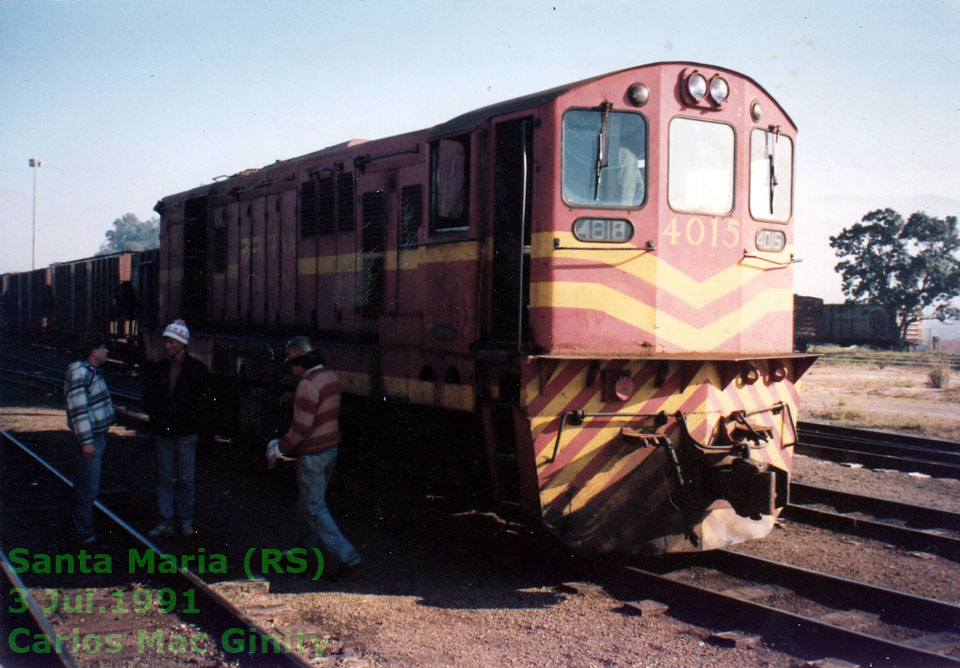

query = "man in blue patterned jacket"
(64, 335), (116, 544)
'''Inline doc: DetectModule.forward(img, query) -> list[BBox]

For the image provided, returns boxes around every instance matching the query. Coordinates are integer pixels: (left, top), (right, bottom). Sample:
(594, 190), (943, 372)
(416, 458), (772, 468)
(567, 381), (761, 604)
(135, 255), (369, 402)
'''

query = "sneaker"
(147, 524), (174, 538)
(180, 522), (196, 536)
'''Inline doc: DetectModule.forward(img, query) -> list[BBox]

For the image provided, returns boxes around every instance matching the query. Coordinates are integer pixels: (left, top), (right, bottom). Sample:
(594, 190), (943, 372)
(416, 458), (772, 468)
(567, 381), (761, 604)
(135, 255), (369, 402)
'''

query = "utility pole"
(29, 157), (43, 270)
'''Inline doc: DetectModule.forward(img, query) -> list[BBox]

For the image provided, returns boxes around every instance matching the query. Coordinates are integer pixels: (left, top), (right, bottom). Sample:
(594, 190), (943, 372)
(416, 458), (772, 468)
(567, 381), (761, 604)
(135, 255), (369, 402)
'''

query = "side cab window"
(430, 136), (470, 231)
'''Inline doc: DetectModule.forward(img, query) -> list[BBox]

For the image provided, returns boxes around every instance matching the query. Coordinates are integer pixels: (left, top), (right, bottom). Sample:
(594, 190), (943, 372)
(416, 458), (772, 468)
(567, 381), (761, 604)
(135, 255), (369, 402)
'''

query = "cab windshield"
(667, 117), (735, 214)
(562, 109), (646, 207)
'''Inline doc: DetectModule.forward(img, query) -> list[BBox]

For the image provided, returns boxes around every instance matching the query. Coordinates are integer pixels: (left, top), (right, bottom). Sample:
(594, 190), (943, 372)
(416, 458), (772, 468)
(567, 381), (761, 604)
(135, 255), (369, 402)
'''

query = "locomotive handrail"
(549, 409), (666, 463)
(739, 250), (801, 267)
(401, 235), (483, 249)
(553, 238), (656, 252)
(308, 166), (336, 178)
(675, 402), (791, 453)
(354, 144), (420, 172)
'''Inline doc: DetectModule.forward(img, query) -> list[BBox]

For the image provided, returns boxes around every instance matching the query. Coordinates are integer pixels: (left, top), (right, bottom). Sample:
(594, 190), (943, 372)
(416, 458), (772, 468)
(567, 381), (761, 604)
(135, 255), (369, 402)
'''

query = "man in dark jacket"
(144, 320), (210, 538)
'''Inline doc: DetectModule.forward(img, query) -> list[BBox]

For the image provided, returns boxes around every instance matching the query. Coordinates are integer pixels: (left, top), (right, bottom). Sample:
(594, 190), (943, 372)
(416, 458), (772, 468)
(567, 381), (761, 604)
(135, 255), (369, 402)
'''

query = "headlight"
(751, 101), (763, 122)
(687, 73), (707, 101)
(709, 77), (729, 104)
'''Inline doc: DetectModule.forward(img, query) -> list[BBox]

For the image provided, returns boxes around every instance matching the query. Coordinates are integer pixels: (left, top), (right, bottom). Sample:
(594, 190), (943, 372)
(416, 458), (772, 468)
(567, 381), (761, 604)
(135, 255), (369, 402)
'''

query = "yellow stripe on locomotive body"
(518, 355), (804, 554)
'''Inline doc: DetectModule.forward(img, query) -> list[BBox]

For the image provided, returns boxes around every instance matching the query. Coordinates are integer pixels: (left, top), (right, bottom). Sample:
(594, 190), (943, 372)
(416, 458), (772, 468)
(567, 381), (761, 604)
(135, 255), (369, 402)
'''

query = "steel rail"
(623, 562), (960, 667)
(799, 421), (960, 454)
(0, 366), (143, 404)
(799, 432), (960, 467)
(0, 548), (80, 668)
(709, 549), (960, 628)
(783, 504), (960, 561)
(791, 482), (960, 531)
(1, 429), (315, 668)
(795, 441), (960, 479)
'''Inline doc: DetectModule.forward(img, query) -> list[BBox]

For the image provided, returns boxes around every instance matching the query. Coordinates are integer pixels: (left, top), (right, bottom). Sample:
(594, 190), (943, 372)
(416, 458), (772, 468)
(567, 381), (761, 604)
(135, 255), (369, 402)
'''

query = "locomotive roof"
(427, 61), (795, 138)
(157, 62), (793, 208)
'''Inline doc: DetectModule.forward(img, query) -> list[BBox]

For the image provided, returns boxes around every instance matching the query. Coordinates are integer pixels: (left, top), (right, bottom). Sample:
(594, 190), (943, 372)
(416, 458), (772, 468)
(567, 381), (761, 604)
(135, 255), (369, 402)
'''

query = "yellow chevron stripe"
(534, 231), (793, 310)
(538, 371), (715, 508)
(564, 447), (647, 515)
(530, 283), (793, 351)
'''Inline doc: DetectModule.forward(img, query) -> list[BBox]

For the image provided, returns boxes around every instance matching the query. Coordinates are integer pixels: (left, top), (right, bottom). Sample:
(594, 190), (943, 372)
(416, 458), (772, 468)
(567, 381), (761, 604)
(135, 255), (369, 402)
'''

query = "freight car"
(150, 62), (815, 555)
(793, 295), (923, 349)
(0, 250), (156, 358)
(0, 267), (52, 333)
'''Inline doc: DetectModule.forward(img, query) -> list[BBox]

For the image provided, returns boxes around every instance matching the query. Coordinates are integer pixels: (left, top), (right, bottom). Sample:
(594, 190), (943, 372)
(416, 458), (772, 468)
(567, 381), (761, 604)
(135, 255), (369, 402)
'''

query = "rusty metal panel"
(250, 195), (266, 326)
(237, 198), (252, 324)
(224, 200), (240, 324)
(211, 203), (229, 323)
(278, 188), (298, 326)
(264, 193), (282, 329)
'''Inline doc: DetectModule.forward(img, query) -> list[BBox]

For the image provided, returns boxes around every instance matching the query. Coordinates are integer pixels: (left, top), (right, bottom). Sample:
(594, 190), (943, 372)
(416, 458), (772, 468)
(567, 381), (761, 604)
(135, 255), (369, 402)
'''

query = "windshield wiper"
(766, 125), (780, 214)
(594, 102), (612, 200)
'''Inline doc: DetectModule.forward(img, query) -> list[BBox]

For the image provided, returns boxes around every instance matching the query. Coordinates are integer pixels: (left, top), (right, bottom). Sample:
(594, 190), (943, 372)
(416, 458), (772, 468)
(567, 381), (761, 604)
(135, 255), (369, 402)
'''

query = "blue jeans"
(297, 448), (359, 565)
(73, 432), (106, 541)
(155, 434), (198, 526)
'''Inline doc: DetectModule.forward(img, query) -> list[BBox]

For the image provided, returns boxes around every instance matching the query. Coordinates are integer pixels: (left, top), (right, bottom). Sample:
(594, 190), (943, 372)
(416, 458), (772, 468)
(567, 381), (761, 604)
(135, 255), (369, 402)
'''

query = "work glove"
(266, 439), (282, 469)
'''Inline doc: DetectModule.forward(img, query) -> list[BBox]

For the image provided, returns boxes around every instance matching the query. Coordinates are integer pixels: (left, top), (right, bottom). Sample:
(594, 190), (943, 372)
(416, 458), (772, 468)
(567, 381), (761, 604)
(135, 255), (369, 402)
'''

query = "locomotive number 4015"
(663, 216), (740, 248)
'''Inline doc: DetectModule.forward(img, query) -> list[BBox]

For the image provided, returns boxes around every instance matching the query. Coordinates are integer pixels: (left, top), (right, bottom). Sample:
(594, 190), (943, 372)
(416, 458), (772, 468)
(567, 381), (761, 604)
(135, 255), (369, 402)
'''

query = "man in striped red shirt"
(268, 336), (361, 573)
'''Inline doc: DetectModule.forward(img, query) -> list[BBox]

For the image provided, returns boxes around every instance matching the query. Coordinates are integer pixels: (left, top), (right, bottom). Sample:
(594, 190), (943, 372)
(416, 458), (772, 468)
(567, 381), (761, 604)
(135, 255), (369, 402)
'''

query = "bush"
(928, 364), (953, 389)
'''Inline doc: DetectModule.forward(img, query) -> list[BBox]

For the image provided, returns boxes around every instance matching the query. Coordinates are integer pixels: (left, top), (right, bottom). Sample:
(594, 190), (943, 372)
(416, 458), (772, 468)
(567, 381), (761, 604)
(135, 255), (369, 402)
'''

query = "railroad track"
(7, 342), (960, 665)
(1, 429), (319, 667)
(0, 365), (147, 428)
(786, 482), (960, 561)
(610, 549), (960, 667)
(798, 421), (960, 479)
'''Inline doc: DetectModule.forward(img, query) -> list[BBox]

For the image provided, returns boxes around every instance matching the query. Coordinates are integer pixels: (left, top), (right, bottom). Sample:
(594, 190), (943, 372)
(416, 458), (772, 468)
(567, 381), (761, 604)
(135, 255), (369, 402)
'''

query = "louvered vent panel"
(362, 190), (386, 253)
(337, 173), (355, 231)
(317, 178), (335, 232)
(299, 181), (318, 237)
(400, 185), (423, 247)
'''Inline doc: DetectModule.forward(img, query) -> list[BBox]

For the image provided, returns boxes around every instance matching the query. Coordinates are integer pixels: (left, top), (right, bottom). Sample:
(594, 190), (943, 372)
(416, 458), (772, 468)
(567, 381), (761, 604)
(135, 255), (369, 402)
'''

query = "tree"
(98, 213), (160, 254)
(829, 208), (960, 344)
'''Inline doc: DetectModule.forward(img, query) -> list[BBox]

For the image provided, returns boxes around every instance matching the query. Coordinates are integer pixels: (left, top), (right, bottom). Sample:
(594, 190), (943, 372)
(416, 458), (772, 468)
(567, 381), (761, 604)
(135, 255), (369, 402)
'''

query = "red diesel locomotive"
(46, 62), (812, 555)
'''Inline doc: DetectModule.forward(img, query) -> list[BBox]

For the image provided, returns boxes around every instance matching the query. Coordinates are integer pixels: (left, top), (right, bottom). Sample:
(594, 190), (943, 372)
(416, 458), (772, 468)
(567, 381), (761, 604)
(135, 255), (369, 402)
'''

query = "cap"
(163, 319), (190, 345)
(284, 336), (314, 366)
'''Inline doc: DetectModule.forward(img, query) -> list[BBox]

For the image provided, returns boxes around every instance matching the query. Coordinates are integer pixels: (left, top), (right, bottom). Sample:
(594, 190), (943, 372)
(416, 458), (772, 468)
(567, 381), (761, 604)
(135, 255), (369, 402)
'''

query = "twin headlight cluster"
(627, 70), (763, 120)
(686, 72), (729, 105)
(684, 70), (765, 121)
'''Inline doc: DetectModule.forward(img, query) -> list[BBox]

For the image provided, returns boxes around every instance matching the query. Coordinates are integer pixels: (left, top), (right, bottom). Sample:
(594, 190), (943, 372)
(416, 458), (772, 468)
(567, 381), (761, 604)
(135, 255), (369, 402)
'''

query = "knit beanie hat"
(162, 319), (190, 345)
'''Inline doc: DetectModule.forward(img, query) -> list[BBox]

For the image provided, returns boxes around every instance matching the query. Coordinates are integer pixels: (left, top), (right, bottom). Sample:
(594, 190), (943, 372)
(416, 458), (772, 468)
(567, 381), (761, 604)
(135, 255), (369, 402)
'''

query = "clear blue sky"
(2, 1), (958, 311)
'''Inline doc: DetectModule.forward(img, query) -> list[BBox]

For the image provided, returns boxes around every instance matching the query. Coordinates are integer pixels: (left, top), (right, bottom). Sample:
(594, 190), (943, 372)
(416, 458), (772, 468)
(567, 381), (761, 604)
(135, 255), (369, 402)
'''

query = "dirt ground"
(798, 357), (960, 440)
(2, 358), (958, 668)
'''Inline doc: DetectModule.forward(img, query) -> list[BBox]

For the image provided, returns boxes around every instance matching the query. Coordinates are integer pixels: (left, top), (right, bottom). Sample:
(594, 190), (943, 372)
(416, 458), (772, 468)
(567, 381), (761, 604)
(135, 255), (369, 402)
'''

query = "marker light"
(687, 73), (707, 101)
(627, 82), (650, 107)
(751, 101), (763, 122)
(709, 77), (729, 104)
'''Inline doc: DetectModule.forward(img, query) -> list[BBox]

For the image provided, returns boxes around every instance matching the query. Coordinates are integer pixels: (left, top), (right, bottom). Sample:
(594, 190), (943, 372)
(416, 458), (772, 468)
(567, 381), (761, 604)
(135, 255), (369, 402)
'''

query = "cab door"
(491, 117), (534, 349)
